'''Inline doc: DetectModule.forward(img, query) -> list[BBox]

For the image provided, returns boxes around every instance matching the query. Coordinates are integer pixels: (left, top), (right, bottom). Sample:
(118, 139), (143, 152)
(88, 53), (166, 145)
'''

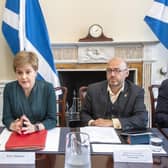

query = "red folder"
(5, 130), (47, 150)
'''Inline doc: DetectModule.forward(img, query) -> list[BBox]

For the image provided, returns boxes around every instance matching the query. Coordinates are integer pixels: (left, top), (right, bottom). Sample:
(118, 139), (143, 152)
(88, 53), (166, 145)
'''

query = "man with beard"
(80, 57), (148, 131)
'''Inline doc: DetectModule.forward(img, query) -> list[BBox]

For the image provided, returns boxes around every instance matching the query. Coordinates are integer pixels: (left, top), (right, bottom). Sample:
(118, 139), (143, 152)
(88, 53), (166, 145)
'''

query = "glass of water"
(150, 134), (163, 152)
(64, 132), (91, 168)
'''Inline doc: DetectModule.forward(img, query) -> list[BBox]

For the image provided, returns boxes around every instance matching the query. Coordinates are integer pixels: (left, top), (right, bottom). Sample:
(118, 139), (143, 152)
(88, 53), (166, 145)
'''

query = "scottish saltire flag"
(2, 0), (60, 88)
(144, 0), (168, 49)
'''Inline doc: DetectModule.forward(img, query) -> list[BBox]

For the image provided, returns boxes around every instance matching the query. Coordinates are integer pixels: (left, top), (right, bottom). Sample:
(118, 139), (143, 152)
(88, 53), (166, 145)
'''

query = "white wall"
(40, 0), (155, 42)
(151, 44), (168, 84)
(0, 0), (168, 84)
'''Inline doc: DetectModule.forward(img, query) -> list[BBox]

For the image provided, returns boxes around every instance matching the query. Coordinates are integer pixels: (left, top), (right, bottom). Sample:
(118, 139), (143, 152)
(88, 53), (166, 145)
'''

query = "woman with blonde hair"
(3, 51), (56, 134)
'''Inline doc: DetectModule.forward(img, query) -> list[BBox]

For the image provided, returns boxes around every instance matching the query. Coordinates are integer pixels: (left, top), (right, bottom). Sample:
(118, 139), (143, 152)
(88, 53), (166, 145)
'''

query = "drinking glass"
(150, 134), (163, 152)
(64, 132), (91, 168)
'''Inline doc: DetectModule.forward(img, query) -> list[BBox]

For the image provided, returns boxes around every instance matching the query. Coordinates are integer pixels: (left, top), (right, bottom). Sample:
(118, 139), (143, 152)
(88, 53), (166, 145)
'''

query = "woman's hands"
(20, 115), (36, 134)
(9, 118), (23, 134)
(9, 115), (36, 134)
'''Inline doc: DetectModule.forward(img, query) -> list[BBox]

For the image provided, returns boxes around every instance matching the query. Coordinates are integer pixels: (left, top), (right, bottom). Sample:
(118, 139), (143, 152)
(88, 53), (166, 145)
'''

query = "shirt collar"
(107, 83), (125, 96)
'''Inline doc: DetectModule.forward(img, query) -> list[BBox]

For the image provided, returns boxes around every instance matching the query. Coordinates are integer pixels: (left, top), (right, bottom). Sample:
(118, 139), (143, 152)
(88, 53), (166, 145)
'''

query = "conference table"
(38, 153), (168, 168)
(37, 127), (168, 168)
(160, 128), (168, 140)
(0, 127), (168, 168)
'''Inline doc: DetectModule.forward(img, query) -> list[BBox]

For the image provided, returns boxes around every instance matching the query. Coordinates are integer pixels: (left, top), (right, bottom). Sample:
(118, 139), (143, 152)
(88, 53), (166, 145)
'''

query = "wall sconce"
(160, 67), (168, 75)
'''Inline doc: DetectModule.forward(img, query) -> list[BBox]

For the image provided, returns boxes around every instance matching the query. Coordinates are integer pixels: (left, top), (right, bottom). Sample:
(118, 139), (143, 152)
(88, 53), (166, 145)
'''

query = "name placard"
(0, 152), (35, 164)
(113, 148), (153, 163)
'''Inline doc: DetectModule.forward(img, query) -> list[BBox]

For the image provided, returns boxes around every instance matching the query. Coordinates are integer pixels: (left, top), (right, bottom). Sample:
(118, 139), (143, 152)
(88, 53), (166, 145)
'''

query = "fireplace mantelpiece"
(56, 62), (142, 86)
(52, 41), (158, 63)
(52, 41), (158, 127)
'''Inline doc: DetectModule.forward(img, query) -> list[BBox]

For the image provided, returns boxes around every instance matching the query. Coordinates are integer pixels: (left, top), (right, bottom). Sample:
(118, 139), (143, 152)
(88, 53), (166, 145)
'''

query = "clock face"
(89, 24), (103, 38)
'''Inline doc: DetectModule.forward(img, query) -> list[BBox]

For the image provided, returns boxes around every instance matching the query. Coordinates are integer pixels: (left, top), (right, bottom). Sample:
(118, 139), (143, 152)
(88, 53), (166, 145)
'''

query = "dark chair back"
(55, 86), (68, 127)
(36, 86), (68, 167)
(148, 84), (160, 127)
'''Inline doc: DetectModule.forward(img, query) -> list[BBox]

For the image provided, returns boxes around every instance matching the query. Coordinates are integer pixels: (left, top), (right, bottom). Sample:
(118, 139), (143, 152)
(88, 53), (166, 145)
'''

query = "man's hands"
(90, 118), (113, 127)
(9, 115), (36, 134)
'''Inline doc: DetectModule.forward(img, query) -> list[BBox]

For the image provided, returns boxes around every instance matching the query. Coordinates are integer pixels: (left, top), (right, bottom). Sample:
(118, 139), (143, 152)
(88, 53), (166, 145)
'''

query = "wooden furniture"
(160, 128), (168, 139)
(148, 85), (160, 127)
(40, 127), (168, 168)
(79, 34), (113, 42)
(0, 127), (167, 168)
(52, 154), (168, 168)
(55, 86), (68, 127)
(36, 86), (68, 168)
(79, 86), (88, 105)
(79, 24), (113, 42)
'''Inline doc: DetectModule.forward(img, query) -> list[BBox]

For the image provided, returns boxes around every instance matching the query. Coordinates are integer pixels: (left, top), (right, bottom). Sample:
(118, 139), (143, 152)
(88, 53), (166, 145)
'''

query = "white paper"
(80, 126), (121, 143)
(92, 144), (167, 154)
(43, 127), (60, 152)
(113, 148), (152, 163)
(0, 128), (11, 150)
(0, 152), (35, 164)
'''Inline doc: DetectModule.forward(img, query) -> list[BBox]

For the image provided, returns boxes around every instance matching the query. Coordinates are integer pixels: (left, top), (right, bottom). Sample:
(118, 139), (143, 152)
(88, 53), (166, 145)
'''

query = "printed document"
(80, 127), (121, 143)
